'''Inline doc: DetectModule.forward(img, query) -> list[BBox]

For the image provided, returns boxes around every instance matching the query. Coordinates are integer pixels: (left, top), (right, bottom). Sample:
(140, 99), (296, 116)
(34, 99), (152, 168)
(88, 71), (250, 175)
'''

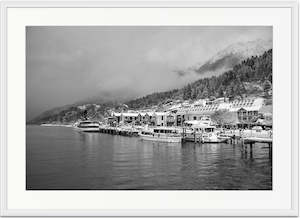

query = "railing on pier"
(99, 126), (140, 137)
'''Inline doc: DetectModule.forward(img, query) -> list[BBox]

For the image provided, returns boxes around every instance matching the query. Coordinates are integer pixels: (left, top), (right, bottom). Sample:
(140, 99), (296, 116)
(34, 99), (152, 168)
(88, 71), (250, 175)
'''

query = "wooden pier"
(240, 137), (272, 158)
(97, 126), (272, 158)
(99, 127), (139, 137)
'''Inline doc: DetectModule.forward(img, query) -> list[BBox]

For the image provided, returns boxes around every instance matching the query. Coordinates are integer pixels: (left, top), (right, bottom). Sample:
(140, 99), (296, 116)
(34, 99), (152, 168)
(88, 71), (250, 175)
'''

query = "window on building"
(161, 116), (164, 120)
(194, 116), (197, 120)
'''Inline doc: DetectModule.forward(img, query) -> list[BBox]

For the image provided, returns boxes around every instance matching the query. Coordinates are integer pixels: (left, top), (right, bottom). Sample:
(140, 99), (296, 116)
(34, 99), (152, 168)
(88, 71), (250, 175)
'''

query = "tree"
(201, 87), (209, 98)
(191, 88), (198, 99)
(183, 84), (192, 100)
(123, 49), (272, 109)
(263, 79), (272, 97)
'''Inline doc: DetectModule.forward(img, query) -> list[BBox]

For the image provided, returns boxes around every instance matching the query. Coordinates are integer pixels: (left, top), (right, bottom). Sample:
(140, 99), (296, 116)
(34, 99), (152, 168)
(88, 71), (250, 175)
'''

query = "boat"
(182, 121), (228, 143)
(139, 127), (182, 143)
(75, 121), (100, 132)
(40, 123), (73, 127)
(202, 131), (228, 143)
(217, 133), (232, 141)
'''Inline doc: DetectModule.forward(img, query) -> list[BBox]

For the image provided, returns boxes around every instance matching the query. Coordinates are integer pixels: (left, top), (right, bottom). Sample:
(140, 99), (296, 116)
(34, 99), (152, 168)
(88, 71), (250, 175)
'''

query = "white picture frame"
(0, 0), (298, 216)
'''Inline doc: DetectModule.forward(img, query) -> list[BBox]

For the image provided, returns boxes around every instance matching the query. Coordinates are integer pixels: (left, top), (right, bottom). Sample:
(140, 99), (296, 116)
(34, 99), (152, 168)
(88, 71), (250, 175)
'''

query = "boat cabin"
(78, 121), (99, 128)
(153, 128), (178, 134)
(192, 125), (215, 133)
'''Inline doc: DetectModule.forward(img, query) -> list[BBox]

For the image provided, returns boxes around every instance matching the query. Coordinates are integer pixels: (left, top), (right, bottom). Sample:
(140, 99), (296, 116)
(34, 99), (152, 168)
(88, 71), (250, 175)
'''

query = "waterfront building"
(236, 108), (259, 123)
(155, 112), (167, 126)
(123, 112), (139, 124)
(110, 97), (265, 127)
(228, 98), (263, 112)
(176, 104), (219, 126)
(146, 112), (156, 126)
(175, 97), (264, 126)
(166, 113), (176, 126)
(112, 111), (163, 126)
(111, 112), (139, 124)
(137, 112), (147, 124)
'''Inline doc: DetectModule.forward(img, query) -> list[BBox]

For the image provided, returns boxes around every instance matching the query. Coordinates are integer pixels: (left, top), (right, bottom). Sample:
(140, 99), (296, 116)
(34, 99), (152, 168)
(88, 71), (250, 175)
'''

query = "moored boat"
(75, 121), (100, 132)
(139, 127), (182, 143)
(183, 121), (227, 143)
(202, 132), (228, 143)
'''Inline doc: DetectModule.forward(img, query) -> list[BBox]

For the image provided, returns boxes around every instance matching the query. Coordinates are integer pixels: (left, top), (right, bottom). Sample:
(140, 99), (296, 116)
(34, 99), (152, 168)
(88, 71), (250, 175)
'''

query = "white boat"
(75, 121), (100, 132)
(139, 127), (182, 143)
(217, 133), (232, 141)
(202, 132), (228, 143)
(183, 122), (227, 143)
(41, 123), (73, 127)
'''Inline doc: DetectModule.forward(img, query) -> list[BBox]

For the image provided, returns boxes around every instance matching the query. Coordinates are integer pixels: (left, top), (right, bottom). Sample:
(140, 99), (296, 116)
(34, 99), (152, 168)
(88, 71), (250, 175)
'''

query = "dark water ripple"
(26, 126), (272, 190)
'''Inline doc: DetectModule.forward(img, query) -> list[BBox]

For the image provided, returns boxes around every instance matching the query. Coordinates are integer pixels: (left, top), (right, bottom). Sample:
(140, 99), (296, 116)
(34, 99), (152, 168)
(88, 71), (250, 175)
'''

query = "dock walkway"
(99, 126), (139, 137)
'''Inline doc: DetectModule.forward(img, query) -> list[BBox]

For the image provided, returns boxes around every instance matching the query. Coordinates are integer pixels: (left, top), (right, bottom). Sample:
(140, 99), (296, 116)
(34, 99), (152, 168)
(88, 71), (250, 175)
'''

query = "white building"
(175, 97), (264, 126)
(154, 112), (167, 126)
(110, 97), (265, 127)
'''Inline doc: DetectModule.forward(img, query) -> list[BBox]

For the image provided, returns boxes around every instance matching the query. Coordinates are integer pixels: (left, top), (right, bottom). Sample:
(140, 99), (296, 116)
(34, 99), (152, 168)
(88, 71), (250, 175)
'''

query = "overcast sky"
(26, 26), (272, 120)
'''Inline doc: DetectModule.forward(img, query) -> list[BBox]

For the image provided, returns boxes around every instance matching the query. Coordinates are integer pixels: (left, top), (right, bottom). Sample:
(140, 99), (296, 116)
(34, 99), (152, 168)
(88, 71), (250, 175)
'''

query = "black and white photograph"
(26, 26), (273, 190)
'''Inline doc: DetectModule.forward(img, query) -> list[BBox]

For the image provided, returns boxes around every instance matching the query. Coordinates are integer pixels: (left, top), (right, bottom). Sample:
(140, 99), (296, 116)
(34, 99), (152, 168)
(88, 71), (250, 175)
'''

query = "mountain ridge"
(192, 39), (272, 76)
(29, 49), (272, 124)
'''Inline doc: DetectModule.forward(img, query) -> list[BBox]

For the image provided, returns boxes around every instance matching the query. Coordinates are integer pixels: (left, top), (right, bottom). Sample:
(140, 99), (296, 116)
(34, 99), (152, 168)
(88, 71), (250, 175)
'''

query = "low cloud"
(26, 26), (272, 120)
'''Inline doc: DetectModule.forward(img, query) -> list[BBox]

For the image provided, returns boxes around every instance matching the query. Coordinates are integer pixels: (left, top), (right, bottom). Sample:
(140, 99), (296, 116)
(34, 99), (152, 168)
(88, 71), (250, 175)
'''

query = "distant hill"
(193, 39), (272, 76)
(28, 101), (128, 125)
(29, 49), (272, 124)
(126, 49), (272, 109)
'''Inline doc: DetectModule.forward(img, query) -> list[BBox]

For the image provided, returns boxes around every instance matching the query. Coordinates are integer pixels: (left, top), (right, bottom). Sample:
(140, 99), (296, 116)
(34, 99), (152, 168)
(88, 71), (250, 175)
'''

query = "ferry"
(139, 127), (182, 143)
(75, 121), (100, 132)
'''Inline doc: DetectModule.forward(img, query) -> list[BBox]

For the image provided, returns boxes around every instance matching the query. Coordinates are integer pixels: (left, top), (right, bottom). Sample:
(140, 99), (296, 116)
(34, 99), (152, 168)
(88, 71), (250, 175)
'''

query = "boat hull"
(75, 127), (100, 132)
(140, 134), (182, 143)
(183, 133), (228, 143)
(203, 138), (228, 143)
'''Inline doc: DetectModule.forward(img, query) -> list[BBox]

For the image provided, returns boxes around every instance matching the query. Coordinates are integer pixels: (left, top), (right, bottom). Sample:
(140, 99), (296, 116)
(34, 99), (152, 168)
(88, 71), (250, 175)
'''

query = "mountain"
(76, 88), (140, 105)
(29, 49), (272, 125)
(194, 39), (272, 76)
(126, 49), (272, 109)
(28, 101), (128, 125)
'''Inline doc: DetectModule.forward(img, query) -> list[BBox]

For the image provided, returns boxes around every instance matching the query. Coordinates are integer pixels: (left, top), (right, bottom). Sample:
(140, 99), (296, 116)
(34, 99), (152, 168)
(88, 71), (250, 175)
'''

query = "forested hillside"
(29, 49), (272, 124)
(28, 102), (123, 124)
(126, 49), (272, 109)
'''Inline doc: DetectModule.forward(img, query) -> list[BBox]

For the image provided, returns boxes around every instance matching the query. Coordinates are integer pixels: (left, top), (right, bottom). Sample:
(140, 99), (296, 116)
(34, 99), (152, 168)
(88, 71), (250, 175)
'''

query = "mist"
(26, 26), (272, 120)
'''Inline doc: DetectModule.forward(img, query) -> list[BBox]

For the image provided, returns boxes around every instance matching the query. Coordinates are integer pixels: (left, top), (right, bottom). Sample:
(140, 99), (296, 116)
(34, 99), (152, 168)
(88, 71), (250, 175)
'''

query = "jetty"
(240, 137), (272, 158)
(88, 124), (273, 159)
(99, 126), (139, 137)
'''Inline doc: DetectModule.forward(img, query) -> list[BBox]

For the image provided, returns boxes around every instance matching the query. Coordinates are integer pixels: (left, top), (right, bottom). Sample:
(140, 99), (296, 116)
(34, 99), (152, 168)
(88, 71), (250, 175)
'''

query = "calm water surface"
(26, 125), (272, 190)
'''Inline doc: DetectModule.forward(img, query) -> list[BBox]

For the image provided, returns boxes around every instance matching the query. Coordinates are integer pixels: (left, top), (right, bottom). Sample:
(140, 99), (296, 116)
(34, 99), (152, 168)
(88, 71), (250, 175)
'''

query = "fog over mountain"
(193, 39), (272, 76)
(174, 39), (272, 78)
(26, 26), (272, 120)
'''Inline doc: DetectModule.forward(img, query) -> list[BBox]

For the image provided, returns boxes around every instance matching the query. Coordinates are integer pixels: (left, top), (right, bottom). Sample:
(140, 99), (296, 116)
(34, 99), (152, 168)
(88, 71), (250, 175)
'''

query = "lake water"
(26, 125), (272, 190)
